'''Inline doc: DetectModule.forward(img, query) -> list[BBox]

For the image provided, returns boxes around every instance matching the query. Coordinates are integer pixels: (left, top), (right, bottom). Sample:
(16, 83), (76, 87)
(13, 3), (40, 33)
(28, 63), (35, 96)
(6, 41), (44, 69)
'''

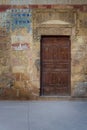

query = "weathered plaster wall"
(0, 5), (87, 99)
(0, 8), (37, 99)
(0, 27), (13, 98)
(71, 11), (87, 97)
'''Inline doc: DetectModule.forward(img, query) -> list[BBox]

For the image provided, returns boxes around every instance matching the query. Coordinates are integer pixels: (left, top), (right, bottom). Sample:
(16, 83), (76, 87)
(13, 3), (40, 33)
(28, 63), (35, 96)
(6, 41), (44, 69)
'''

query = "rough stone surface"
(72, 82), (87, 96)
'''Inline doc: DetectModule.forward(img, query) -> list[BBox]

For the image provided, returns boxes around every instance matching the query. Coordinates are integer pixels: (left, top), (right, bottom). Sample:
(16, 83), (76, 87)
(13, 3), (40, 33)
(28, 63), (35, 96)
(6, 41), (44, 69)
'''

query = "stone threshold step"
(37, 96), (87, 101)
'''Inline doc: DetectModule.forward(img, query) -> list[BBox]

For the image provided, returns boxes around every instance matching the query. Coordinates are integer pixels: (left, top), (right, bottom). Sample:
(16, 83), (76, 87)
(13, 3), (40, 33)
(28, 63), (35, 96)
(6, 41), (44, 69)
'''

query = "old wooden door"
(41, 36), (71, 96)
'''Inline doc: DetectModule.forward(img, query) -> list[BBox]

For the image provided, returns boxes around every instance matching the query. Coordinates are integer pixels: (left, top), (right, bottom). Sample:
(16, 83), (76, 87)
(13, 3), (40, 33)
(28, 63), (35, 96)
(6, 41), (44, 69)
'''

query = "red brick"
(0, 5), (10, 12)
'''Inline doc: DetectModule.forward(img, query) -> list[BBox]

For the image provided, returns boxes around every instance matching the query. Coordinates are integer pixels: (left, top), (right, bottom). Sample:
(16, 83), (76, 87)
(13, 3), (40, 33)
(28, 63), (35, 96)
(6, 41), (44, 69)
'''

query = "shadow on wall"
(35, 59), (40, 71)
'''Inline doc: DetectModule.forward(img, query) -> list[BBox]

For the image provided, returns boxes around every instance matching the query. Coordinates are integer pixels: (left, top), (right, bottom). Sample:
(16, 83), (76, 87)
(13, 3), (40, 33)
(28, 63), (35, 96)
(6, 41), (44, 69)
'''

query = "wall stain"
(35, 59), (40, 71)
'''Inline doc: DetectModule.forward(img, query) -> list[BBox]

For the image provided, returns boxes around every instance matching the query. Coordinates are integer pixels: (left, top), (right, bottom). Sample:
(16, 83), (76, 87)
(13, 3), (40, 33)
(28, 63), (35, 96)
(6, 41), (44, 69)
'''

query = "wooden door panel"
(41, 36), (71, 96)
(43, 72), (69, 86)
(42, 46), (55, 60)
(43, 62), (69, 71)
(59, 47), (69, 60)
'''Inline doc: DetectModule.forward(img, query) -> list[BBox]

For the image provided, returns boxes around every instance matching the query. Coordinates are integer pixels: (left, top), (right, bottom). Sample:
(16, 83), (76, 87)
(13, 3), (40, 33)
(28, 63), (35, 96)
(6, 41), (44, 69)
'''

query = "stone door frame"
(35, 26), (75, 96)
(33, 9), (76, 96)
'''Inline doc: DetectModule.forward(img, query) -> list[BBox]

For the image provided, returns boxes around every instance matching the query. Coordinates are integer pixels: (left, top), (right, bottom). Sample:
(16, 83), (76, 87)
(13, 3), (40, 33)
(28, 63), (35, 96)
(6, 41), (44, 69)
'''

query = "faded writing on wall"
(11, 9), (32, 32)
(12, 43), (29, 50)
(0, 9), (32, 33)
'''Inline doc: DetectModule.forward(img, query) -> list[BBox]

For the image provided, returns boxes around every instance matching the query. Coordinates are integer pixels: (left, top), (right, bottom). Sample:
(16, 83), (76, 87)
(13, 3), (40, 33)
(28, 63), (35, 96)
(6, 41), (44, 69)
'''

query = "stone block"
(13, 73), (21, 81)
(14, 81), (25, 89)
(13, 73), (30, 81)
(73, 82), (87, 97)
(12, 66), (25, 73)
(0, 73), (14, 89)
(2, 88), (17, 98)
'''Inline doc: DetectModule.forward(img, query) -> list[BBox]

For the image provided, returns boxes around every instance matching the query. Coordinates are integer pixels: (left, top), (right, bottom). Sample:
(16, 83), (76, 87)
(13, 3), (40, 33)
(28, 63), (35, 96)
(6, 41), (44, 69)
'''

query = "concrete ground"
(0, 101), (87, 130)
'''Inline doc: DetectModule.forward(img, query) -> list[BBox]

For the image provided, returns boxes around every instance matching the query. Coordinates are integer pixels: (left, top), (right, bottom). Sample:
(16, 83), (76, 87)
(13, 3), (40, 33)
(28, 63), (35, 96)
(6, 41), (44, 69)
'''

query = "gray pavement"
(0, 101), (87, 130)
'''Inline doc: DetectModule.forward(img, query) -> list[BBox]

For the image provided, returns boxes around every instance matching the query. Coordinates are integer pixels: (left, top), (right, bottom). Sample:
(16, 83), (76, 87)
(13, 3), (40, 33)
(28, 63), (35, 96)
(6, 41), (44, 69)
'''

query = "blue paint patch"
(11, 9), (32, 33)
(0, 9), (32, 33)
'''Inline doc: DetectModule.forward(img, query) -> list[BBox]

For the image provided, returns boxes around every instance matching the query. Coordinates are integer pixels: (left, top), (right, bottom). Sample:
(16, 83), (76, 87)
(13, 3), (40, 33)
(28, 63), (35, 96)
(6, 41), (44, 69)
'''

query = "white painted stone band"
(0, 0), (87, 5)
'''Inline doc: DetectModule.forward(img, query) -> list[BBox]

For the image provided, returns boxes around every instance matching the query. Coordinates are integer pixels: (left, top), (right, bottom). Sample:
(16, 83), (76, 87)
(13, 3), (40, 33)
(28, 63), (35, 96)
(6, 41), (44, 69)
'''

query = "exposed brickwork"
(0, 5), (87, 13)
